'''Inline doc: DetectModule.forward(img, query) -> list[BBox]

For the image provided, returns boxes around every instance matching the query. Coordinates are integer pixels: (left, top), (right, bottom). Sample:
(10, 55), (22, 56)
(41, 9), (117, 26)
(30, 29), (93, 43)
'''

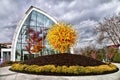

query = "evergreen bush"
(113, 52), (120, 63)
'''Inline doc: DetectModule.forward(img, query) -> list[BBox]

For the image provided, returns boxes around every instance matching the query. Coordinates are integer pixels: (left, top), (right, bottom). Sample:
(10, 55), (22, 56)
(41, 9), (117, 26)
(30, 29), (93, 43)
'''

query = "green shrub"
(54, 66), (61, 73)
(42, 65), (56, 72)
(11, 63), (28, 71)
(97, 53), (105, 61)
(10, 63), (118, 75)
(113, 52), (120, 63)
(24, 65), (39, 72)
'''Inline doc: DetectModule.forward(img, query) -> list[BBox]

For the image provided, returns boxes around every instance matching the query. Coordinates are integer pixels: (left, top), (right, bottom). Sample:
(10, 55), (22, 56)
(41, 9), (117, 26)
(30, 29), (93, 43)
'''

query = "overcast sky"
(0, 0), (120, 47)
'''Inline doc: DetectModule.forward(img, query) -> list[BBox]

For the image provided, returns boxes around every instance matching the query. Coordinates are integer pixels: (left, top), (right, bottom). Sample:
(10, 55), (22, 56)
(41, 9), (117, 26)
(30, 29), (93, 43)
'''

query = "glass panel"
(44, 16), (54, 27)
(30, 11), (36, 26)
(37, 11), (44, 26)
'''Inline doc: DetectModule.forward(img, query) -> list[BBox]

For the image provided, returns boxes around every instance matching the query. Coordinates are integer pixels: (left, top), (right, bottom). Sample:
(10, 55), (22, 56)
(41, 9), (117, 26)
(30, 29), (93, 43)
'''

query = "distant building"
(0, 43), (12, 62)
(107, 45), (119, 49)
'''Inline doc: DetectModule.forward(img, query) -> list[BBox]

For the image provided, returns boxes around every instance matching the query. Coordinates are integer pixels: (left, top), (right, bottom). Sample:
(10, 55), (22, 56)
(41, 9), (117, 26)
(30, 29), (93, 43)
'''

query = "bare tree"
(96, 15), (120, 46)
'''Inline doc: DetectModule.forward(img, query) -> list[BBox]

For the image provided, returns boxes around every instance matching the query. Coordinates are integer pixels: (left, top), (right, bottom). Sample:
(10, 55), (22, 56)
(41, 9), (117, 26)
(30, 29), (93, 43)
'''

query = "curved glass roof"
(12, 7), (57, 61)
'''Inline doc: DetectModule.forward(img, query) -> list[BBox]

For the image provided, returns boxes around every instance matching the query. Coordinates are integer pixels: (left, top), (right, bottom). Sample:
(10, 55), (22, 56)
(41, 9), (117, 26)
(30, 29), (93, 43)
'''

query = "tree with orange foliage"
(32, 41), (43, 53)
(25, 27), (47, 57)
(46, 22), (77, 53)
(91, 51), (97, 59)
(108, 46), (118, 62)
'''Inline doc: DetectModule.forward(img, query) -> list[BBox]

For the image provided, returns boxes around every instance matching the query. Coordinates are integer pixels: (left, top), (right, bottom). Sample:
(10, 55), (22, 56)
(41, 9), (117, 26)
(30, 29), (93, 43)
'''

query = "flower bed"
(10, 63), (118, 76)
(22, 54), (105, 66)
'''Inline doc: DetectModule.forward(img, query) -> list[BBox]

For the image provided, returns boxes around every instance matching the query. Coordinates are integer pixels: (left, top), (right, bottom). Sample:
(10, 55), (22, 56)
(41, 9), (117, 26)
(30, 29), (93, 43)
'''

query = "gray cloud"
(0, 0), (120, 47)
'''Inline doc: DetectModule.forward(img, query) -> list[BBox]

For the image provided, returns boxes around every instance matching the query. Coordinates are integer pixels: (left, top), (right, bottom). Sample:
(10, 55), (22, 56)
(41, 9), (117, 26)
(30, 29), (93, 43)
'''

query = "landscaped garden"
(10, 22), (119, 76)
(10, 53), (118, 76)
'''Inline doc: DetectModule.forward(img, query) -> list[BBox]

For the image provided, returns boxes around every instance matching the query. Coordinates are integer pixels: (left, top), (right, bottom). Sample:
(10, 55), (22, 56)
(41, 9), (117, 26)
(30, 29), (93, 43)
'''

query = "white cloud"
(0, 0), (120, 48)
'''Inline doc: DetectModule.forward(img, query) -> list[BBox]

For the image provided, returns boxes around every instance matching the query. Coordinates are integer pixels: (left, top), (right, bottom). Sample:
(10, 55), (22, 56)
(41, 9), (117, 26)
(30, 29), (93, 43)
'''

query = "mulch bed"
(23, 53), (105, 66)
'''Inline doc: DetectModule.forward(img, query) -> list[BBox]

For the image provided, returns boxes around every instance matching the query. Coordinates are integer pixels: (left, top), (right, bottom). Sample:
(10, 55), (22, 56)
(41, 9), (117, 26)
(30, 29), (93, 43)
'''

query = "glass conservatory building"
(11, 6), (57, 61)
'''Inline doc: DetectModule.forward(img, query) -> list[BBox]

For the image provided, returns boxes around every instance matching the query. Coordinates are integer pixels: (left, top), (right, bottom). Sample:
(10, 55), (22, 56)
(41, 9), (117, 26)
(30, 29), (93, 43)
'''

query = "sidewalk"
(0, 63), (120, 80)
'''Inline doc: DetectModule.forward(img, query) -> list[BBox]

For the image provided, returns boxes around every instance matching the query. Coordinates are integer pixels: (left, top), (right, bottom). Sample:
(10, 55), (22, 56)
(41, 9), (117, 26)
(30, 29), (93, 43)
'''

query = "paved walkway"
(0, 63), (120, 80)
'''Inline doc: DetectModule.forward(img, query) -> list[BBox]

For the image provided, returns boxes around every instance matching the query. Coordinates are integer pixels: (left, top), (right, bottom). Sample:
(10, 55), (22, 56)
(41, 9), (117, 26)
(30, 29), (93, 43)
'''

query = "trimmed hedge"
(10, 63), (118, 76)
(113, 52), (120, 63)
